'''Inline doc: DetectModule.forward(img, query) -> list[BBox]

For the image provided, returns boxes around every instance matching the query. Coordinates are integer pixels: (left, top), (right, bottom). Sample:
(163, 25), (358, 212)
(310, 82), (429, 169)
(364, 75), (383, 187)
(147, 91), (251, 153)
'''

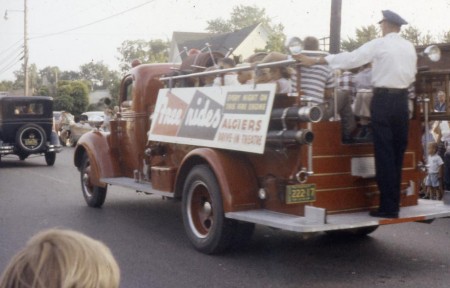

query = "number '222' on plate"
(286, 183), (316, 204)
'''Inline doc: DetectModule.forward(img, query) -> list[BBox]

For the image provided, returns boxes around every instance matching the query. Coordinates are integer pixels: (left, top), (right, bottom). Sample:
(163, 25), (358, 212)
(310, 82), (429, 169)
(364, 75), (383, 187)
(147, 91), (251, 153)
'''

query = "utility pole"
(329, 0), (342, 54)
(24, 0), (29, 96)
(4, 0), (28, 96)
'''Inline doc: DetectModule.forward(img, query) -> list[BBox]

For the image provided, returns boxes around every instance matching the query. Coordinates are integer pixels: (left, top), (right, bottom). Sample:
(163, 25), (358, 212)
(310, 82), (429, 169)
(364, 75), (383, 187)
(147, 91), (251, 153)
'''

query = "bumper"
(48, 144), (63, 153)
(225, 200), (450, 233)
(0, 144), (62, 155)
(0, 145), (15, 154)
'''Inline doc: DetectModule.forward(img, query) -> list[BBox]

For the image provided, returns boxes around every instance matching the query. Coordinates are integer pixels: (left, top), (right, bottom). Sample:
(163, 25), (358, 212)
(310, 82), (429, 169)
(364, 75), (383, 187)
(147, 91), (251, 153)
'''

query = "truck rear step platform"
(225, 200), (450, 233)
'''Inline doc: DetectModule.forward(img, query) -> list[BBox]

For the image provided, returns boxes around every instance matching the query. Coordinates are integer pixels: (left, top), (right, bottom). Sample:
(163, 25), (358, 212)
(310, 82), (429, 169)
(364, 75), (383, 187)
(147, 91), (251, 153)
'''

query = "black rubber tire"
(18, 154), (28, 161)
(45, 152), (56, 166)
(325, 226), (379, 237)
(80, 154), (107, 207)
(182, 164), (235, 254)
(15, 124), (46, 153)
(229, 221), (255, 249)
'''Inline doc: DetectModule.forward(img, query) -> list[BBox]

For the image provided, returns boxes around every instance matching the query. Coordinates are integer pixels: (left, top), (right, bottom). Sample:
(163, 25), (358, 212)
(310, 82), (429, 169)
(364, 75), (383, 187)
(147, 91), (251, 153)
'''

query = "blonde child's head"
(0, 229), (120, 288)
(427, 142), (438, 156)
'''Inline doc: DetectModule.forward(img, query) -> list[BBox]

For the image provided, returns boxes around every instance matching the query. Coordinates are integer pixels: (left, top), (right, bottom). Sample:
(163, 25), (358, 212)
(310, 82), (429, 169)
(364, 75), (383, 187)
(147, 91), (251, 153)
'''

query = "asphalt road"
(1, 148), (449, 288)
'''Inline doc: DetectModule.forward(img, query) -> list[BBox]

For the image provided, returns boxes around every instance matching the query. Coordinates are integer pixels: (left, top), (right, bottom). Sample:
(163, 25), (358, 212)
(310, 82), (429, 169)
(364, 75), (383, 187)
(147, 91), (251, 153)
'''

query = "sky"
(0, 0), (449, 81)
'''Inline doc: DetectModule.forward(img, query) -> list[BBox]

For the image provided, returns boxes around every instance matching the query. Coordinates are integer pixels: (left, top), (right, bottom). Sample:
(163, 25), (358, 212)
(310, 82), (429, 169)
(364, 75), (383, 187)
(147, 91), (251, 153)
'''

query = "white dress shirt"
(325, 32), (417, 89)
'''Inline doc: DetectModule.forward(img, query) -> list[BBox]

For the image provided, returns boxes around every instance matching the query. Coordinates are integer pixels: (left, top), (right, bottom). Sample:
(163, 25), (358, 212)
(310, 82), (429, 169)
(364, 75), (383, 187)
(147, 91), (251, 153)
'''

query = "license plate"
(24, 138), (38, 146)
(286, 184), (316, 204)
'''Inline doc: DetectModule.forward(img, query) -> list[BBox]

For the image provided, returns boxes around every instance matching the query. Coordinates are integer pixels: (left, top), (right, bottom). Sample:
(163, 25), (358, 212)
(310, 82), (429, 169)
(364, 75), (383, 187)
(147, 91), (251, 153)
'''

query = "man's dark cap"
(378, 10), (408, 26)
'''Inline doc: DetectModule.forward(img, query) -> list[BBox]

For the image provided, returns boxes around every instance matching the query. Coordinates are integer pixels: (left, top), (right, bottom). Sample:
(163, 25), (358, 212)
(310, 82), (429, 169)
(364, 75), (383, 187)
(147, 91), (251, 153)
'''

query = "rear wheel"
(18, 153), (28, 161)
(45, 152), (56, 166)
(182, 165), (235, 254)
(80, 154), (107, 207)
(15, 124), (46, 153)
(230, 221), (255, 249)
(326, 226), (379, 237)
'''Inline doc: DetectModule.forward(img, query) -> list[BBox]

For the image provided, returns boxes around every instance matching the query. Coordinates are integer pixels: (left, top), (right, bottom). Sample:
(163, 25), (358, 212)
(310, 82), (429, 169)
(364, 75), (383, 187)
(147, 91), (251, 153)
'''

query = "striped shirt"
(298, 64), (335, 104)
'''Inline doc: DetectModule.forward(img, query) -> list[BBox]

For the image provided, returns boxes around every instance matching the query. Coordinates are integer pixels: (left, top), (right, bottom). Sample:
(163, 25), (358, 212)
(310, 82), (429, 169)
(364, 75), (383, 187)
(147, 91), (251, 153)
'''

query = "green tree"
(441, 30), (450, 43)
(206, 5), (271, 32)
(54, 95), (74, 112)
(341, 25), (379, 51)
(264, 23), (286, 52)
(28, 64), (40, 95)
(13, 64), (25, 90)
(117, 39), (169, 72)
(60, 70), (81, 81)
(80, 61), (111, 89)
(56, 80), (89, 115)
(401, 26), (435, 45)
(37, 86), (50, 96)
(107, 71), (121, 106)
(0, 80), (14, 92)
(205, 5), (286, 53)
(205, 18), (232, 33)
(40, 66), (61, 84)
(39, 66), (61, 96)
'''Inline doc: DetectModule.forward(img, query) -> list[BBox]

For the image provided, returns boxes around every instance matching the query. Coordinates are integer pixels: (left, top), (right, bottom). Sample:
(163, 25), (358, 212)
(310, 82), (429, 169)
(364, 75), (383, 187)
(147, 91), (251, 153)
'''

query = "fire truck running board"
(225, 200), (450, 233)
(101, 177), (174, 198)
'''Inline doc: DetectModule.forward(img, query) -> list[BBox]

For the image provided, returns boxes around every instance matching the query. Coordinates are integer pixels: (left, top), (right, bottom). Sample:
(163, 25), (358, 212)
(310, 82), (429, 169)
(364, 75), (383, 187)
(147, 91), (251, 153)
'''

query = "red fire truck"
(74, 45), (450, 254)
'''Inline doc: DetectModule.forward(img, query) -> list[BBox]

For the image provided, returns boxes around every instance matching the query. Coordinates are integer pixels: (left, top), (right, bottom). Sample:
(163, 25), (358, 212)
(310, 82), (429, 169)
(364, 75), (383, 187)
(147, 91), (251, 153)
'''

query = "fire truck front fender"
(73, 131), (118, 187)
(176, 148), (260, 212)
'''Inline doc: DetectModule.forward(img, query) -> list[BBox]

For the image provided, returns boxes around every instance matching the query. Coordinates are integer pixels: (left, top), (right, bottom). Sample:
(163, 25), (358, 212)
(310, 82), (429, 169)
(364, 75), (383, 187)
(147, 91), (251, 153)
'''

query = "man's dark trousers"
(371, 88), (409, 213)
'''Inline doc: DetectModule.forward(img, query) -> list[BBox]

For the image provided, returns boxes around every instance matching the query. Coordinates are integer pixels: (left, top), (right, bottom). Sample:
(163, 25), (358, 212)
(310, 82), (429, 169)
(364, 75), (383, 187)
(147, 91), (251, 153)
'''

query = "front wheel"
(182, 165), (235, 254)
(80, 154), (107, 207)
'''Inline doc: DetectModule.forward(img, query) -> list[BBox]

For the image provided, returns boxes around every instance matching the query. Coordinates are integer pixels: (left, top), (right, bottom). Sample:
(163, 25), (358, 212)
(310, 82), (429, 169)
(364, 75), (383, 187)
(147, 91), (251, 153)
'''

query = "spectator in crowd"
(353, 63), (373, 141)
(260, 36), (356, 143)
(434, 90), (446, 112)
(0, 228), (120, 288)
(254, 67), (272, 84)
(338, 69), (356, 101)
(236, 63), (254, 85)
(201, 66), (217, 87)
(213, 58), (240, 86)
(424, 142), (444, 200)
(269, 65), (293, 94)
(101, 108), (113, 132)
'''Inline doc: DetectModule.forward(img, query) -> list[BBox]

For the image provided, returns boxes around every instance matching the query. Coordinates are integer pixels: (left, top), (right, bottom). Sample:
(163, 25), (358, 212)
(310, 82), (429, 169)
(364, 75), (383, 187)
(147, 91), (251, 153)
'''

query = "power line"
(0, 51), (24, 76)
(29, 0), (156, 41)
(0, 42), (24, 64)
(0, 39), (23, 56)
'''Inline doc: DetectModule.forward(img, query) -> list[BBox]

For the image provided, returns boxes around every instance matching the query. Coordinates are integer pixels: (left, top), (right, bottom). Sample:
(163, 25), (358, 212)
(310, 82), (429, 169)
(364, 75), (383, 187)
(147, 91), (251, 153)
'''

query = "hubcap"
(82, 160), (93, 197)
(188, 181), (213, 238)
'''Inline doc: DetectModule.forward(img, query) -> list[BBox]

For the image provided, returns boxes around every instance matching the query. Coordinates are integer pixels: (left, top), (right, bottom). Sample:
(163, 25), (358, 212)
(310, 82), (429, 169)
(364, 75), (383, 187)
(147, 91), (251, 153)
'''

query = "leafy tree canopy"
(56, 80), (89, 115)
(341, 25), (449, 51)
(116, 39), (169, 72)
(341, 25), (379, 52)
(206, 5), (286, 53)
(80, 61), (111, 89)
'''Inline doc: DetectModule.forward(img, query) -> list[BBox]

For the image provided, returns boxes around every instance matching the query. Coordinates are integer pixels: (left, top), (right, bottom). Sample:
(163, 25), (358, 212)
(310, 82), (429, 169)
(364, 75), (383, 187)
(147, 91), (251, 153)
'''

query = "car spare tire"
(15, 124), (47, 153)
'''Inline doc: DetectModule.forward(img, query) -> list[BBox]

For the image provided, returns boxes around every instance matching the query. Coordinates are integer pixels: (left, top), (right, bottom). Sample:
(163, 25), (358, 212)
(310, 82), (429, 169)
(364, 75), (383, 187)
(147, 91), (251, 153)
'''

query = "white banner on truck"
(148, 84), (277, 154)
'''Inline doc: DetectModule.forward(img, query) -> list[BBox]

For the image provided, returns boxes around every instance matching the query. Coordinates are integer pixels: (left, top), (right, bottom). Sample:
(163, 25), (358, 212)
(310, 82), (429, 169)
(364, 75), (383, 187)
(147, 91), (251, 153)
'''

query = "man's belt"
(373, 87), (407, 94)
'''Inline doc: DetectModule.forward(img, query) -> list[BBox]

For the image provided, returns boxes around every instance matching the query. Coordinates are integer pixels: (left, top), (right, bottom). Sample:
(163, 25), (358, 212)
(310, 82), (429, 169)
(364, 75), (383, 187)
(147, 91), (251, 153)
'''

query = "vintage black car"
(0, 95), (61, 165)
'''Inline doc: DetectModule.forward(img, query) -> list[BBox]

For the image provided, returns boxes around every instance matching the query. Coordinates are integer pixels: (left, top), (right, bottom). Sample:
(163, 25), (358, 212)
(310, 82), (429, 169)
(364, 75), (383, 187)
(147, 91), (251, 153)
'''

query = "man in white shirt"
(298, 10), (417, 218)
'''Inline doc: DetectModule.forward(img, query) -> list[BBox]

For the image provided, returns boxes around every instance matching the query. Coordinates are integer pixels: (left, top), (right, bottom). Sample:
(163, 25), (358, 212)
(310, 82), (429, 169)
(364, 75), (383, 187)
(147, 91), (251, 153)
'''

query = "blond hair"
(0, 229), (120, 288)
